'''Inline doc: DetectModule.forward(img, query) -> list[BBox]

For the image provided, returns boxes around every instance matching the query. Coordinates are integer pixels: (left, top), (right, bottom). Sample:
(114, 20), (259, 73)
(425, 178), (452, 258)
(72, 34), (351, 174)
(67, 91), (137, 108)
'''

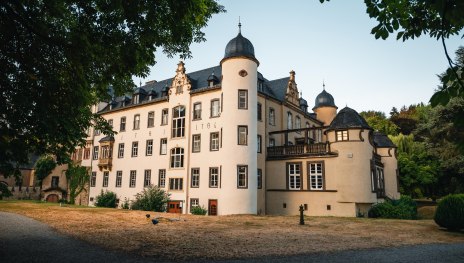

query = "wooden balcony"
(267, 142), (336, 160)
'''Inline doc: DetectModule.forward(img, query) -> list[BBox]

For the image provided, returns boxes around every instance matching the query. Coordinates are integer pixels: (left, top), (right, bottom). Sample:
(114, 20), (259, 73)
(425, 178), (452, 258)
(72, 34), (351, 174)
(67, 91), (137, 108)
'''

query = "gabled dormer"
(147, 88), (157, 101)
(285, 70), (300, 106)
(207, 71), (219, 87)
(132, 87), (147, 104)
(121, 96), (130, 107)
(108, 97), (117, 110)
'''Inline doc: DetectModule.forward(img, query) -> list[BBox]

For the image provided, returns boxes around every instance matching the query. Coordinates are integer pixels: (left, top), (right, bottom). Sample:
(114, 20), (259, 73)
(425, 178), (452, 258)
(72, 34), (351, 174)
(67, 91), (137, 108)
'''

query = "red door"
(208, 200), (218, 216)
(167, 201), (181, 213)
(46, 194), (59, 203)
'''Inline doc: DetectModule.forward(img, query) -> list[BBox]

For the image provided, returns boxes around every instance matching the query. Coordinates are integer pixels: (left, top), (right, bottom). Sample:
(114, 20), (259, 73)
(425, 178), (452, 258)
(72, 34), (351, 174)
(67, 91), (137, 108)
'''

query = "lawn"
(1, 201), (463, 261)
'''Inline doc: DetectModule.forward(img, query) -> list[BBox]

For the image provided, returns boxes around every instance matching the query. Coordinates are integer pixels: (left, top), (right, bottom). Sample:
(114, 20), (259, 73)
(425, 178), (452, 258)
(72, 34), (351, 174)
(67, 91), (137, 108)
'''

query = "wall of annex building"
(376, 147), (400, 199)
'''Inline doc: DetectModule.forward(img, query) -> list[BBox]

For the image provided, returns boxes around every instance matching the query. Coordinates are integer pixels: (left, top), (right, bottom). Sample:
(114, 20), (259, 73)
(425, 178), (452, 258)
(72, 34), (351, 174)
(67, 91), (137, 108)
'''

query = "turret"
(313, 86), (337, 125)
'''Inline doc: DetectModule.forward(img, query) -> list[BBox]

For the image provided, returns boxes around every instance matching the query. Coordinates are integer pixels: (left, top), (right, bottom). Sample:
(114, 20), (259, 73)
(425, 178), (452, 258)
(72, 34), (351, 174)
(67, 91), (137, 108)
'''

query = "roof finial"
(238, 16), (241, 33)
(323, 80), (326, 90)
(139, 79), (142, 88)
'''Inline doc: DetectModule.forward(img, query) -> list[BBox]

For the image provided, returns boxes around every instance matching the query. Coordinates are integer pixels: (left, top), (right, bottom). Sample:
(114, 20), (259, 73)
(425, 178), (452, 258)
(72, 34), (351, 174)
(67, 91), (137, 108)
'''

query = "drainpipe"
(185, 92), (193, 214)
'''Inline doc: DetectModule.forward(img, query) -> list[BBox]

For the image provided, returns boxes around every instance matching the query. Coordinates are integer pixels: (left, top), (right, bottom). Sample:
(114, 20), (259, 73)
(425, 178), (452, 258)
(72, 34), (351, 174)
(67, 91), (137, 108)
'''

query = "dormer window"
(257, 81), (263, 92)
(133, 95), (139, 104)
(207, 72), (219, 87)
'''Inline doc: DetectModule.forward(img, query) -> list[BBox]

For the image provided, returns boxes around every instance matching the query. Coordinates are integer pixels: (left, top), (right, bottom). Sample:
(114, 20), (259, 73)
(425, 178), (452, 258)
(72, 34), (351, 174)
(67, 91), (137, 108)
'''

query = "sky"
(135, 0), (463, 115)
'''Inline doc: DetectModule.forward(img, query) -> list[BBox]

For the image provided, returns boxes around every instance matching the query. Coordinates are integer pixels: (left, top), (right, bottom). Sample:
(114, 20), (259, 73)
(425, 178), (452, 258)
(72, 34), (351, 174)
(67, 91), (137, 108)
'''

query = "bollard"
(299, 204), (305, 225)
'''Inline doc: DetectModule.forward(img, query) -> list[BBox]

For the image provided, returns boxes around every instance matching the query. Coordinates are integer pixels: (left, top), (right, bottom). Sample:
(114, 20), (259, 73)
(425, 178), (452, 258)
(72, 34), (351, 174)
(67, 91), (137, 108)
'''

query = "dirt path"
(2, 211), (464, 263)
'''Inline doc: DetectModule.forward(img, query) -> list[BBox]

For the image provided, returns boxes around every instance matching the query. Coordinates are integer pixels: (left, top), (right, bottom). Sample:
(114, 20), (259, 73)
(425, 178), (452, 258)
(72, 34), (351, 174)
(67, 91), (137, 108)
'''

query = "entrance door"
(167, 201), (181, 213)
(208, 200), (218, 216)
(46, 194), (59, 203)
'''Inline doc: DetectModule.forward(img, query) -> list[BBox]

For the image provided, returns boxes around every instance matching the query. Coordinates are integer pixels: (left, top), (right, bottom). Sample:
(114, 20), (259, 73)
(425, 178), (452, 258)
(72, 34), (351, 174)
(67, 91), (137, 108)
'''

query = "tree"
(34, 155), (56, 190)
(0, 1), (224, 177)
(360, 110), (399, 135)
(131, 185), (170, 212)
(65, 162), (89, 205)
(319, 0), (464, 104)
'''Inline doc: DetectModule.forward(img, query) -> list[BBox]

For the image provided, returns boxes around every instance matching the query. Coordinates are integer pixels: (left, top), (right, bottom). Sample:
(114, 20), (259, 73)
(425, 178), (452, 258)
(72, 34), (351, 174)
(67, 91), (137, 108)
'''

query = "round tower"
(313, 87), (338, 126)
(218, 23), (258, 214)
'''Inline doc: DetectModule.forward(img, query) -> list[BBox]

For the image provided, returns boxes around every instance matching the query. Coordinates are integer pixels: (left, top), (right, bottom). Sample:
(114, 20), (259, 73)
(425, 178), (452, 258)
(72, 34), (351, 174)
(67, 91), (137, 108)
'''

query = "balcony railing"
(267, 142), (334, 159)
(98, 158), (112, 170)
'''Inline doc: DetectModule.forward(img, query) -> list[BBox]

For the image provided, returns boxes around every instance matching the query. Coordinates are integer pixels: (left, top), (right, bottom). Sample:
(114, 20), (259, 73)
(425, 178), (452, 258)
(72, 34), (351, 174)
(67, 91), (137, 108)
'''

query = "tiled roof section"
(373, 132), (396, 148)
(100, 66), (222, 113)
(328, 107), (371, 130)
(266, 77), (289, 101)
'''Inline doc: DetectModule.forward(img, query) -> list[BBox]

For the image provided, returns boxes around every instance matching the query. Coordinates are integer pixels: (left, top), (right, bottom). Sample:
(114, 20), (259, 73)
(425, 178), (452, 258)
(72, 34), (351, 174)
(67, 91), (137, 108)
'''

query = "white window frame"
(193, 103), (201, 120)
(210, 132), (219, 151)
(169, 178), (183, 190)
(211, 99), (220, 117)
(120, 117), (126, 131)
(159, 169), (166, 188)
(132, 141), (138, 157)
(115, 171), (122, 187)
(172, 106), (186, 138)
(133, 114), (140, 130)
(192, 134), (201, 153)
(309, 162), (323, 190)
(238, 90), (248, 109)
(238, 126), (247, 145)
(160, 138), (167, 155)
(336, 130), (349, 141)
(288, 163), (301, 190)
(147, 111), (155, 127)
(129, 170), (136, 188)
(144, 169), (151, 187)
(146, 139), (153, 156)
(209, 167), (219, 188)
(237, 165), (248, 188)
(287, 112), (293, 129)
(161, 108), (168, 125)
(102, 171), (109, 187)
(170, 147), (184, 168)
(191, 168), (200, 188)
(269, 108), (275, 126)
(118, 143), (124, 158)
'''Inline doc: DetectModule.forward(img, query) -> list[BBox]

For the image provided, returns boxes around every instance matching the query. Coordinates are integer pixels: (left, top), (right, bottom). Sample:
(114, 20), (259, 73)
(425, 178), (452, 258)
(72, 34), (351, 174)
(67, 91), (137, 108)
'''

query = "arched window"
(287, 112), (293, 129)
(295, 116), (301, 129)
(170, 148), (184, 168)
(172, 106), (186, 138)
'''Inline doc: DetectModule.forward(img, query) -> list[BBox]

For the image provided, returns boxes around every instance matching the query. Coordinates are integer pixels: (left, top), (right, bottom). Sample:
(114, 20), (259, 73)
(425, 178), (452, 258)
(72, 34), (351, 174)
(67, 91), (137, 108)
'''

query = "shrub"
(191, 205), (208, 215)
(434, 194), (464, 231)
(0, 183), (12, 200)
(131, 185), (170, 212)
(121, 198), (130, 209)
(368, 196), (417, 219)
(95, 190), (118, 208)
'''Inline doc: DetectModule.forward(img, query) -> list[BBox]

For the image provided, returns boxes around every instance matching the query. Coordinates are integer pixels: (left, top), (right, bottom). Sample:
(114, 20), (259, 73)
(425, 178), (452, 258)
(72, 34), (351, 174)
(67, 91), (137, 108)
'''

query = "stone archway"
(46, 194), (59, 203)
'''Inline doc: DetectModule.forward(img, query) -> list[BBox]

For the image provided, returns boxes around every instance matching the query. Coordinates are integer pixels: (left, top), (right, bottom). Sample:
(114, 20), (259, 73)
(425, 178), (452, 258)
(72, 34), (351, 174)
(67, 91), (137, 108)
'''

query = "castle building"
(76, 25), (399, 216)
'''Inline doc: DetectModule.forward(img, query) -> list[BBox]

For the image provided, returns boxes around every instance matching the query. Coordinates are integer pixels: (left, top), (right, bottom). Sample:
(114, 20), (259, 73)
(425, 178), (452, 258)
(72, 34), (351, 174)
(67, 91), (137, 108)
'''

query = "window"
(269, 108), (275, 126)
(120, 117), (126, 131)
(158, 169), (166, 188)
(133, 114), (140, 130)
(144, 170), (151, 187)
(287, 112), (293, 129)
(192, 134), (201, 153)
(133, 94), (139, 104)
(146, 140), (153, 156)
(83, 148), (90, 160)
(116, 171), (122, 187)
(161, 108), (168, 125)
(288, 163), (301, 190)
(193, 103), (201, 120)
(269, 138), (275, 147)
(257, 169), (262, 189)
(170, 147), (184, 168)
(190, 198), (199, 212)
(132, 141), (138, 157)
(210, 132), (219, 151)
(147, 111), (154, 127)
(209, 167), (219, 188)
(309, 162), (324, 190)
(238, 126), (248, 145)
(176, 85), (182, 94)
(94, 129), (100, 136)
(211, 99), (220, 117)
(257, 135), (262, 153)
(93, 146), (99, 160)
(129, 170), (136, 188)
(51, 176), (59, 188)
(101, 145), (111, 159)
(118, 143), (124, 158)
(160, 138), (167, 155)
(295, 116), (301, 129)
(108, 119), (113, 128)
(102, 171), (109, 187)
(372, 166), (385, 197)
(237, 165), (248, 188)
(191, 168), (200, 188)
(238, 90), (248, 109)
(336, 130), (349, 141)
(90, 172), (96, 187)
(169, 178), (183, 190)
(257, 103), (262, 121)
(172, 106), (186, 138)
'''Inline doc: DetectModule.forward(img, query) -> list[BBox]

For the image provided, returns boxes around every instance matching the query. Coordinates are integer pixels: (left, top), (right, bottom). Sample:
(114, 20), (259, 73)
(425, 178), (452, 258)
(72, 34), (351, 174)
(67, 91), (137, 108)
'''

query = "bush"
(95, 190), (117, 208)
(434, 194), (464, 231)
(191, 205), (208, 215)
(368, 196), (417, 219)
(131, 185), (170, 212)
(121, 198), (130, 209)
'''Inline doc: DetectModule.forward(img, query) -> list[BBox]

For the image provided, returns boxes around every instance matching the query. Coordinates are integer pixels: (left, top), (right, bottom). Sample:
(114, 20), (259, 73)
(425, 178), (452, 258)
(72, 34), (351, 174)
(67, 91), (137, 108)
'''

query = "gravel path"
(1, 211), (463, 263)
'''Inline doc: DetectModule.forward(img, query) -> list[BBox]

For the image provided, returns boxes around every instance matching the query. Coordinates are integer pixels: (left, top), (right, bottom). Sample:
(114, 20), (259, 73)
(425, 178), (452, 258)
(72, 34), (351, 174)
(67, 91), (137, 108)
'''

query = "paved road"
(1, 211), (464, 263)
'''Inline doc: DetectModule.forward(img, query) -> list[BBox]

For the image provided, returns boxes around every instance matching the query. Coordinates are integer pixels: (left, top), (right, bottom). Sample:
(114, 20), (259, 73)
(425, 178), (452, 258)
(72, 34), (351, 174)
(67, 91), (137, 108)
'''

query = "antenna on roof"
(238, 16), (241, 33)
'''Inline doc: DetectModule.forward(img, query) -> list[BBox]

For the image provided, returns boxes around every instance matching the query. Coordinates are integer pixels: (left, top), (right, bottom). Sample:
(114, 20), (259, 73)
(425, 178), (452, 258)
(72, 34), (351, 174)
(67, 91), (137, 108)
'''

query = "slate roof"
(313, 89), (336, 110)
(223, 32), (257, 63)
(373, 132), (396, 148)
(327, 107), (371, 130)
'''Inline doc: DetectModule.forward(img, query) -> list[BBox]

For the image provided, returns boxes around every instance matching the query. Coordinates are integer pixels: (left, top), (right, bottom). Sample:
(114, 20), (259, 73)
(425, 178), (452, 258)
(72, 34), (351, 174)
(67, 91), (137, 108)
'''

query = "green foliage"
(0, 183), (12, 200)
(131, 185), (170, 212)
(434, 194), (464, 231)
(368, 196), (417, 220)
(191, 205), (208, 215)
(0, 1), (224, 175)
(121, 198), (130, 210)
(95, 190), (117, 208)
(65, 163), (89, 205)
(34, 156), (57, 188)
(431, 47), (464, 107)
(360, 111), (399, 135)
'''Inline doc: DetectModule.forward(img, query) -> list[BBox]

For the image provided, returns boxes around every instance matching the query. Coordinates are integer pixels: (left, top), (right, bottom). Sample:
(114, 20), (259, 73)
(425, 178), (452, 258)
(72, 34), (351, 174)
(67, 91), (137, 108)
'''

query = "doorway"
(208, 199), (218, 216)
(167, 201), (182, 213)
